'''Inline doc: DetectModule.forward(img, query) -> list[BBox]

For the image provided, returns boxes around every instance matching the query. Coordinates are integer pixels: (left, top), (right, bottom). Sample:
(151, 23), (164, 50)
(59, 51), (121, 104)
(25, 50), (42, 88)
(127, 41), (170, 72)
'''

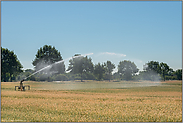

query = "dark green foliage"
(33, 74), (47, 81)
(16, 69), (36, 81)
(3, 44), (180, 82)
(118, 60), (139, 81)
(113, 72), (121, 81)
(65, 73), (77, 81)
(167, 68), (174, 76)
(84, 72), (96, 80)
(144, 61), (161, 74)
(136, 71), (161, 81)
(1, 47), (23, 82)
(32, 45), (65, 74)
(94, 63), (106, 81)
(104, 61), (115, 81)
(165, 75), (177, 80)
(52, 74), (69, 81)
(159, 62), (170, 81)
(143, 61), (175, 81)
(174, 69), (182, 80)
(67, 54), (94, 81)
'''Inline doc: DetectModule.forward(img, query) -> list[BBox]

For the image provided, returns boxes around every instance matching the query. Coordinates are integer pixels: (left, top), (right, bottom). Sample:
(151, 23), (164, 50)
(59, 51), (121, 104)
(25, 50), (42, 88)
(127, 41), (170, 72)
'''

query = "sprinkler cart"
(15, 79), (30, 91)
(14, 54), (90, 91)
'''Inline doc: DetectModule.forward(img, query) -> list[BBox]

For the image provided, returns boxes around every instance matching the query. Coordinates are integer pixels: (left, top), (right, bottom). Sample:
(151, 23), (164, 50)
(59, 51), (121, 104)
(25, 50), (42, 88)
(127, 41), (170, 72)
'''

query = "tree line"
(1, 45), (182, 82)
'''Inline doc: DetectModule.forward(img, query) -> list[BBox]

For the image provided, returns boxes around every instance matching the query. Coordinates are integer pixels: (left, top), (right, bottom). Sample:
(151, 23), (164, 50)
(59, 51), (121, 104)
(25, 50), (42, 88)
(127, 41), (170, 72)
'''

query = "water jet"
(15, 53), (93, 91)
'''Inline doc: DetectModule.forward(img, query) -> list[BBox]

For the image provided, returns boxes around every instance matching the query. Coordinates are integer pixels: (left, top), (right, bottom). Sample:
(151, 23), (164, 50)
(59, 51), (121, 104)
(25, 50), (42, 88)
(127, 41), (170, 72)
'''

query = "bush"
(52, 74), (68, 81)
(165, 75), (177, 80)
(85, 72), (96, 80)
(39, 74), (48, 81)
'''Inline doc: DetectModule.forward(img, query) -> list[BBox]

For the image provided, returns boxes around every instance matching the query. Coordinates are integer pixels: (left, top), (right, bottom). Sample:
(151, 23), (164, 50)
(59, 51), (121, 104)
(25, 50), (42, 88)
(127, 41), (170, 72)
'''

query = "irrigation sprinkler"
(15, 79), (30, 91)
(14, 53), (93, 91)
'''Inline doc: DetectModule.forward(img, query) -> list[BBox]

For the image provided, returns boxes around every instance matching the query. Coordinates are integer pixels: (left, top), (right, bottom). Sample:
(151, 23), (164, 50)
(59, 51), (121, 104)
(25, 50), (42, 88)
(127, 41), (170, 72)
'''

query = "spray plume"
(23, 53), (94, 80)
(101, 52), (126, 57)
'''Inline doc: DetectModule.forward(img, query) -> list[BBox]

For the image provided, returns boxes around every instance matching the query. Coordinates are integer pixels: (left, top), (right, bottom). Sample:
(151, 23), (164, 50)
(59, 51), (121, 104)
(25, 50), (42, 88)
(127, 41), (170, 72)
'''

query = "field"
(1, 80), (182, 122)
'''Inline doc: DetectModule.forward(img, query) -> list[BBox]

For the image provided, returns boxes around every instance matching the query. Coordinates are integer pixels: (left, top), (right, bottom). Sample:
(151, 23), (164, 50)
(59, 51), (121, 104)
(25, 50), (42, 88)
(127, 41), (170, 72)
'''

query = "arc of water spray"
(23, 53), (93, 80)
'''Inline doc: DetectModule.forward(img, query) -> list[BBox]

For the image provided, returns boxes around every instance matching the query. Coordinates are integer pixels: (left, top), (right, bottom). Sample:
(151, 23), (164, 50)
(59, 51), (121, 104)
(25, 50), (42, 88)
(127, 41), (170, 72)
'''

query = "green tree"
(16, 69), (36, 81)
(94, 63), (106, 81)
(159, 62), (170, 81)
(104, 61), (115, 81)
(1, 47), (23, 82)
(142, 61), (161, 81)
(112, 72), (120, 80)
(67, 54), (94, 81)
(167, 68), (174, 76)
(118, 60), (139, 81)
(32, 45), (65, 75)
(137, 70), (161, 81)
(144, 61), (172, 81)
(174, 69), (182, 80)
(144, 61), (160, 74)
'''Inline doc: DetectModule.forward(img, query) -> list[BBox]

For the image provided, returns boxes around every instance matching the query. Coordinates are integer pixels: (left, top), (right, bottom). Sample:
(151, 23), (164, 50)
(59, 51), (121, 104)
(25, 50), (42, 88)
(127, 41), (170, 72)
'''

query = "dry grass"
(1, 80), (182, 122)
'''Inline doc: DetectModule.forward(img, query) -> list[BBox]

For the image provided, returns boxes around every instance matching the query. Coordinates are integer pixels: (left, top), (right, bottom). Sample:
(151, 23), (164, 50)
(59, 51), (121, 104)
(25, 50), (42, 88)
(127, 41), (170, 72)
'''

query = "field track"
(1, 80), (182, 122)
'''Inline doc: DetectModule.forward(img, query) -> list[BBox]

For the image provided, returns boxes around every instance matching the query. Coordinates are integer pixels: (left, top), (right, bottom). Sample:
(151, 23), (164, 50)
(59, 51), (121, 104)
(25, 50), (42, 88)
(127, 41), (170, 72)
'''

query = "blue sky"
(1, 1), (182, 73)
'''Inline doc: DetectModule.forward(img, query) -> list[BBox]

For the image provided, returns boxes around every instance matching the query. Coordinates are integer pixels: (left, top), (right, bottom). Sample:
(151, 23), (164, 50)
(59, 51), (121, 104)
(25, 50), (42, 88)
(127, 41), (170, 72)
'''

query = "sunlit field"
(1, 80), (182, 122)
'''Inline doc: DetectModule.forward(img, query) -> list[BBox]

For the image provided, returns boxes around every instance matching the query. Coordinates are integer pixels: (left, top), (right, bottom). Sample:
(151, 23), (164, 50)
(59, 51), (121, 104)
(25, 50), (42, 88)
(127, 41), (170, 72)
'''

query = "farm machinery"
(15, 79), (30, 91)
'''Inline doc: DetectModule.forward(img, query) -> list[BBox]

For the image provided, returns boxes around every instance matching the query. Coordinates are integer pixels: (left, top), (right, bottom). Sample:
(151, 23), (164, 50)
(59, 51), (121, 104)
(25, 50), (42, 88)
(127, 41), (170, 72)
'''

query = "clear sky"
(1, 1), (182, 73)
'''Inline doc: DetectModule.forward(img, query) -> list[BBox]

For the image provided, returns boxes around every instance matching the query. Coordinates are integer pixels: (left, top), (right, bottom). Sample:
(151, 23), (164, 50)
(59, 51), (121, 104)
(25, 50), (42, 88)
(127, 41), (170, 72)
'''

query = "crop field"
(1, 80), (182, 122)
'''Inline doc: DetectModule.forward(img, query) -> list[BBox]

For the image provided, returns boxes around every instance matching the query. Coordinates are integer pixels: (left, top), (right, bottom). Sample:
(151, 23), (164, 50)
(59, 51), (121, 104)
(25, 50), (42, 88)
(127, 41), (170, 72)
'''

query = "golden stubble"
(1, 88), (182, 122)
(1, 80), (182, 122)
